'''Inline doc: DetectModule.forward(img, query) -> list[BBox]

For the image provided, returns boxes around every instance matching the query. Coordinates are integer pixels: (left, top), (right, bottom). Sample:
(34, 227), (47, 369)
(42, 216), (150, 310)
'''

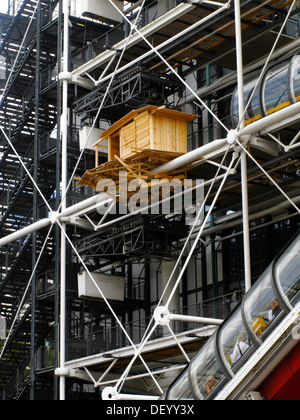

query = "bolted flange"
(227, 129), (239, 145)
(153, 306), (171, 326)
(102, 386), (118, 400)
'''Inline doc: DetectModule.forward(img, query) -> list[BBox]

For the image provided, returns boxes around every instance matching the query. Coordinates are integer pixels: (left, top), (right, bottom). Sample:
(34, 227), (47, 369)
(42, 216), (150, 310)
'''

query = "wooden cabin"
(93, 105), (196, 165)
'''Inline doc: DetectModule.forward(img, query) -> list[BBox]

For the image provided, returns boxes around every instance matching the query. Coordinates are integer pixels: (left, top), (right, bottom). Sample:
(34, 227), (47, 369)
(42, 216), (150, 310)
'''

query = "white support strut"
(154, 306), (223, 326)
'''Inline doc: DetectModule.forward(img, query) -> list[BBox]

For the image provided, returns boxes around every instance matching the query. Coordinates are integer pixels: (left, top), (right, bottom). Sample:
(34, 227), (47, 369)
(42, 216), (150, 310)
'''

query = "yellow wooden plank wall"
(108, 109), (188, 161)
(108, 134), (120, 161)
(135, 111), (150, 152)
(150, 115), (187, 154)
(121, 121), (136, 159)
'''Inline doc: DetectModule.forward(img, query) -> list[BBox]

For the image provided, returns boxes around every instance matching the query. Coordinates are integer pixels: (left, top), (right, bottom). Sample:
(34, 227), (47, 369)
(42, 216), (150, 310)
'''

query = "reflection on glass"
(167, 367), (194, 400)
(231, 77), (261, 127)
(290, 54), (300, 103)
(275, 238), (300, 307)
(244, 77), (261, 124)
(244, 266), (283, 341)
(164, 232), (300, 401)
(190, 336), (225, 400)
(262, 61), (290, 115)
(219, 308), (251, 371)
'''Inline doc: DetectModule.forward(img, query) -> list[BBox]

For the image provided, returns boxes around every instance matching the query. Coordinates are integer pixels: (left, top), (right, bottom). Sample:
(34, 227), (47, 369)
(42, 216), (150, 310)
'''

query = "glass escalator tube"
(189, 334), (230, 400)
(273, 231), (300, 308)
(165, 232), (300, 400)
(289, 52), (300, 104)
(231, 76), (261, 127)
(261, 59), (291, 117)
(166, 333), (230, 400)
(243, 264), (289, 346)
(217, 300), (256, 379)
(166, 364), (194, 400)
(231, 51), (300, 128)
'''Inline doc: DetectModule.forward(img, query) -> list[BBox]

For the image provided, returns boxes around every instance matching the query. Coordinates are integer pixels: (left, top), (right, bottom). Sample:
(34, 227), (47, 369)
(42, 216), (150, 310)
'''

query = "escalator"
(163, 232), (300, 400)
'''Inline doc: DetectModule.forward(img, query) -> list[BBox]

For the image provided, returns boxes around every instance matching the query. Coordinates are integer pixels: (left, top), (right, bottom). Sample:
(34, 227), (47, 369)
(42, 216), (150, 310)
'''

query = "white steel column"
(234, 0), (252, 292)
(58, 0), (70, 401)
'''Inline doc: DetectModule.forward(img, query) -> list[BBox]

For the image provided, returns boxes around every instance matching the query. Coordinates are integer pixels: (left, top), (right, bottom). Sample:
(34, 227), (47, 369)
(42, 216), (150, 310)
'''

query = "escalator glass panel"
(219, 306), (252, 374)
(290, 53), (300, 103)
(244, 77), (261, 125)
(243, 265), (284, 342)
(231, 77), (260, 127)
(275, 238), (300, 307)
(167, 366), (194, 400)
(189, 335), (226, 400)
(262, 61), (290, 116)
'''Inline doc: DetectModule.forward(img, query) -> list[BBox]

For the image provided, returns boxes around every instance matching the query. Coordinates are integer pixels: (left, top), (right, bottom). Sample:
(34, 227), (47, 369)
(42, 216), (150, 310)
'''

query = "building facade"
(0, 0), (300, 400)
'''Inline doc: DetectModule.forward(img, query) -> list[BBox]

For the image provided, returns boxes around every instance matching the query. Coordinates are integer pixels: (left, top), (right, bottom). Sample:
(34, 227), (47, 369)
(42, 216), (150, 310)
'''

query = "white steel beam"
(58, 0), (70, 401)
(72, 0), (203, 78)
(65, 325), (217, 371)
(96, 364), (185, 388)
(1, 101), (299, 248)
(0, 219), (51, 247)
(240, 101), (300, 137)
(153, 138), (229, 174)
(170, 313), (223, 326)
(0, 138), (232, 248)
(154, 306), (223, 326)
(102, 387), (159, 400)
(0, 193), (109, 247)
(234, 0), (252, 293)
(71, 0), (230, 84)
(184, 38), (300, 103)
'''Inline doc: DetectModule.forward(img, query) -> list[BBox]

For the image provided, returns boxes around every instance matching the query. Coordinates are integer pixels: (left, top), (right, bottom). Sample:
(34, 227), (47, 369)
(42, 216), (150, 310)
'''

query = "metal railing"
(65, 290), (244, 361)
(70, 0), (181, 72)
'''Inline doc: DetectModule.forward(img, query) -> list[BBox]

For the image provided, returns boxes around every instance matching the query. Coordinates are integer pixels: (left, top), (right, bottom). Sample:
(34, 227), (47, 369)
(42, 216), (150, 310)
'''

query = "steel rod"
(58, 0), (70, 401)
(234, 0), (252, 292)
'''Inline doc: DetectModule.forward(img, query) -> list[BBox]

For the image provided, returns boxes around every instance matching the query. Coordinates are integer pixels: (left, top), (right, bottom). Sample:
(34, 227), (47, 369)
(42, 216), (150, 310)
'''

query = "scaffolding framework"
(0, 0), (300, 400)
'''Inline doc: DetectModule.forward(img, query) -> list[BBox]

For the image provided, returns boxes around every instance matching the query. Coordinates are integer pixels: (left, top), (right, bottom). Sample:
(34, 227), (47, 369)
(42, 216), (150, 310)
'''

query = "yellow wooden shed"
(94, 105), (196, 164)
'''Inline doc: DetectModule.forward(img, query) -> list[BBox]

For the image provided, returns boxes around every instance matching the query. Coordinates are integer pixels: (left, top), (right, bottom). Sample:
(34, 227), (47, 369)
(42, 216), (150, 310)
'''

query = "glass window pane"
(231, 78), (260, 127)
(262, 62), (290, 116)
(244, 266), (284, 341)
(189, 335), (226, 400)
(290, 54), (300, 103)
(167, 367), (194, 400)
(275, 238), (300, 307)
(244, 77), (261, 124)
(219, 306), (252, 372)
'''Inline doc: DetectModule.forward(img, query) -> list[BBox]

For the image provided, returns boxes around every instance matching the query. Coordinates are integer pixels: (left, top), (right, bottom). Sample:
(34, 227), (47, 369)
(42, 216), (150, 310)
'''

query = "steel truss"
(76, 214), (188, 262)
(74, 67), (183, 121)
